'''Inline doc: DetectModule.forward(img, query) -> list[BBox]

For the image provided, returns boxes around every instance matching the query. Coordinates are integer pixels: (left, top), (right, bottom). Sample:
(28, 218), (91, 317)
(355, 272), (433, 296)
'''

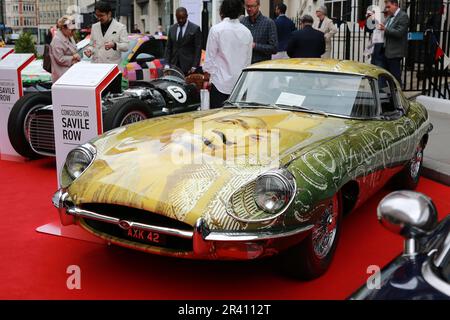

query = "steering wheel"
(162, 65), (185, 80)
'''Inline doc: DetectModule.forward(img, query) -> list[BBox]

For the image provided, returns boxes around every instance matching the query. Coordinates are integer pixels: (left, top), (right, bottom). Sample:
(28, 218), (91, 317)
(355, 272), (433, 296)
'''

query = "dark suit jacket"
(275, 15), (296, 52)
(164, 21), (202, 74)
(384, 10), (409, 59)
(287, 25), (325, 58)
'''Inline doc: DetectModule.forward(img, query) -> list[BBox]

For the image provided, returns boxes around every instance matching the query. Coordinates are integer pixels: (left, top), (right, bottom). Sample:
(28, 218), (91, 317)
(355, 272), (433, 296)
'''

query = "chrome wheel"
(312, 195), (339, 259)
(120, 111), (147, 126)
(410, 145), (423, 179)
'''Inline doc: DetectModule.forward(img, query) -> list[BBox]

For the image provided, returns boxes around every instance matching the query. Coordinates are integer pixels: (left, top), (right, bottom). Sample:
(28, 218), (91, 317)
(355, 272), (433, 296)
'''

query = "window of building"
(324, 0), (349, 21)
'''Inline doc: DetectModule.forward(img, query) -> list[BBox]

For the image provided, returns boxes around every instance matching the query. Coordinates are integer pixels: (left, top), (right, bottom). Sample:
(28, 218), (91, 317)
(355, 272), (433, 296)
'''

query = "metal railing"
(290, 4), (450, 99)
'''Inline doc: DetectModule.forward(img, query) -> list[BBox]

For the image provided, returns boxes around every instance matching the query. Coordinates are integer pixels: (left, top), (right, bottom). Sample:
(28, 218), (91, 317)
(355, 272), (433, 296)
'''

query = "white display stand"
(0, 53), (35, 161)
(52, 62), (120, 186)
(0, 48), (14, 60)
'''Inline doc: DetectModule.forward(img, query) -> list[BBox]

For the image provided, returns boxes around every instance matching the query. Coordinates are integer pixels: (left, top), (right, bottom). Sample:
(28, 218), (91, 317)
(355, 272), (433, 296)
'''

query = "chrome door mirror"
(377, 191), (438, 255)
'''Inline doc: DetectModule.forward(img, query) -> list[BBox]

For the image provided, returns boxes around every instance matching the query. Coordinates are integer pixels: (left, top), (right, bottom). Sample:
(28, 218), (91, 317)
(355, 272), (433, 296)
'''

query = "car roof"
(246, 58), (387, 78)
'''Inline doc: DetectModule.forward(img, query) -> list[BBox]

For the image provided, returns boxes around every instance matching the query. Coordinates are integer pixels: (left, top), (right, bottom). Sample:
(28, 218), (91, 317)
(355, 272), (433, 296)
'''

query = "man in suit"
(273, 3), (296, 59)
(165, 7), (202, 75)
(379, 0), (409, 84)
(84, 1), (129, 65)
(313, 6), (338, 58)
(287, 15), (325, 58)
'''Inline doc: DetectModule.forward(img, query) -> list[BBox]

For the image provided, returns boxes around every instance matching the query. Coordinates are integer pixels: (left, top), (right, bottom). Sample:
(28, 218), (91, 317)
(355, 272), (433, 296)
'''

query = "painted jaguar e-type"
(53, 59), (432, 279)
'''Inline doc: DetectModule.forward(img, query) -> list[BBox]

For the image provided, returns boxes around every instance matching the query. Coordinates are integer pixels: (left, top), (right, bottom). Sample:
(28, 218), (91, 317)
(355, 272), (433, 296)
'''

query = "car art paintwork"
(121, 35), (167, 82)
(66, 104), (430, 230)
(60, 59), (432, 257)
(248, 58), (387, 77)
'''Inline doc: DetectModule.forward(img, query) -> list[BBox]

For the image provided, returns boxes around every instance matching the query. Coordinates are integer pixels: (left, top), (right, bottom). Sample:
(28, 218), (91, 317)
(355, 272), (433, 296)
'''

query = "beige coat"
(313, 17), (338, 58)
(50, 30), (78, 82)
(88, 19), (129, 65)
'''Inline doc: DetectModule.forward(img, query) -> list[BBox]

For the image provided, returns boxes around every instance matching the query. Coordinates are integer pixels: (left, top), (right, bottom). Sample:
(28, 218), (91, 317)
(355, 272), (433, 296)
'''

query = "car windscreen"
(228, 70), (377, 118)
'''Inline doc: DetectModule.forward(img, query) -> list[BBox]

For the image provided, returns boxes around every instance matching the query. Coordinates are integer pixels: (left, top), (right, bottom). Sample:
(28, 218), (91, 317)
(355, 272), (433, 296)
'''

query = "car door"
(376, 74), (416, 177)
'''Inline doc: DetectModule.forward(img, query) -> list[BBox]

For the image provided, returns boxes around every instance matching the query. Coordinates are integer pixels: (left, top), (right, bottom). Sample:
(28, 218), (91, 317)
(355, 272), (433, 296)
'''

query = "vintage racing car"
(53, 59), (432, 279)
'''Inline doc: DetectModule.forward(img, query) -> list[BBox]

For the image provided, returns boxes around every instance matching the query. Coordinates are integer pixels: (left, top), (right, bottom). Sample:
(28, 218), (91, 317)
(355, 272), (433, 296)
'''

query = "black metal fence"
(291, 1), (450, 99)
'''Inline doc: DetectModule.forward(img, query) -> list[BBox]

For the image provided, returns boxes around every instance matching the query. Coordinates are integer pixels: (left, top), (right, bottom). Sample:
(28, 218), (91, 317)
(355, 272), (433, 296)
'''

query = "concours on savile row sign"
(0, 0), (450, 304)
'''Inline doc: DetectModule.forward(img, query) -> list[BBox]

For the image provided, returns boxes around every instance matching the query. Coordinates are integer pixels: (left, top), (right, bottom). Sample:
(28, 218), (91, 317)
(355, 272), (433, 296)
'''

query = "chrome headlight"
(226, 169), (296, 223)
(254, 170), (296, 215)
(64, 143), (96, 180)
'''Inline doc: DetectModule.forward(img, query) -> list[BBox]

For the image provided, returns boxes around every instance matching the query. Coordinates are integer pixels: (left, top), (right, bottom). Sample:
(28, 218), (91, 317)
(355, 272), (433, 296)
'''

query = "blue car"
(350, 191), (450, 300)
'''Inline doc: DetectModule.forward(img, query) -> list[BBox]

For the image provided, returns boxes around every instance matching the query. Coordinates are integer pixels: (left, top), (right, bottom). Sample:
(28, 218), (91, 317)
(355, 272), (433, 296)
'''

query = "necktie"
(386, 16), (394, 29)
(177, 26), (183, 43)
(318, 19), (323, 29)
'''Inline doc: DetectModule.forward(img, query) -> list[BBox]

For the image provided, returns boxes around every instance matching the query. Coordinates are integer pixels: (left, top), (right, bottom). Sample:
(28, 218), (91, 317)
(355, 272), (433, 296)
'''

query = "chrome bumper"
(52, 189), (313, 259)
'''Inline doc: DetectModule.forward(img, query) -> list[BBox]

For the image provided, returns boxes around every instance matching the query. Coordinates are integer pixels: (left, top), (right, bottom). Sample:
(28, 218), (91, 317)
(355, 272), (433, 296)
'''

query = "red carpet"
(1, 158), (449, 300)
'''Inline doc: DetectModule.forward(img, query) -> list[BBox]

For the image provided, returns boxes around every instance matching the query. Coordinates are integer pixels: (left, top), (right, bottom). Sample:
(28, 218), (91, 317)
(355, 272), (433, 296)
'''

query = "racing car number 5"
(167, 86), (187, 103)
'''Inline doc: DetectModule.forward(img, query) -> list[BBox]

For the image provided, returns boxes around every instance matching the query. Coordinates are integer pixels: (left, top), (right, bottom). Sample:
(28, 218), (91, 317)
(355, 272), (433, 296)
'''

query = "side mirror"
(378, 191), (438, 256)
(136, 53), (155, 65)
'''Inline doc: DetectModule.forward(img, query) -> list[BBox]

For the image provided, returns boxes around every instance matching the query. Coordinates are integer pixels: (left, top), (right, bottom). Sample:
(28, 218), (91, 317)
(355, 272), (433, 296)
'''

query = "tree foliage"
(14, 32), (37, 56)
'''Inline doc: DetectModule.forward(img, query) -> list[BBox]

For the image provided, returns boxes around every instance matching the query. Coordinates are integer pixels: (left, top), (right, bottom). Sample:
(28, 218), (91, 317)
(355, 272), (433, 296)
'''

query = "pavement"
(415, 96), (450, 186)
(422, 109), (450, 186)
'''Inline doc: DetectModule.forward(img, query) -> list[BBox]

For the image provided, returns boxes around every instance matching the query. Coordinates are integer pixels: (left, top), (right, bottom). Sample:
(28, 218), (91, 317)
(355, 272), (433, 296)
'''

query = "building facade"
(4, 0), (38, 37)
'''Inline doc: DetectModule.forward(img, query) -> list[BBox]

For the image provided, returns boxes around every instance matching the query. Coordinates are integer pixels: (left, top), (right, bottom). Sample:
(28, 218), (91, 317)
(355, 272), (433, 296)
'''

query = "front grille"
(29, 113), (55, 155)
(81, 204), (194, 251)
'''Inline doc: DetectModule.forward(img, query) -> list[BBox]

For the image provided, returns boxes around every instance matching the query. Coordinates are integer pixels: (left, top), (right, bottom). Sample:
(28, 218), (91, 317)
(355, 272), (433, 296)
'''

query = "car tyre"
(7, 93), (52, 159)
(103, 98), (152, 131)
(393, 141), (424, 190)
(280, 192), (343, 280)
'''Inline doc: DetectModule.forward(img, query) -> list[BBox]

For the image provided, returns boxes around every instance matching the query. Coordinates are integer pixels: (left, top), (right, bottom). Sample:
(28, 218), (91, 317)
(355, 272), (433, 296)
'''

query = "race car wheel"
(280, 192), (343, 280)
(103, 98), (152, 131)
(394, 141), (424, 190)
(7, 93), (52, 159)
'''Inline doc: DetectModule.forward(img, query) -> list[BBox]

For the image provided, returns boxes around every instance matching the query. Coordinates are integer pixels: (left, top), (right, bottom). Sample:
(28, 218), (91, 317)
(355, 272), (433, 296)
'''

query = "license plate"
(124, 228), (166, 245)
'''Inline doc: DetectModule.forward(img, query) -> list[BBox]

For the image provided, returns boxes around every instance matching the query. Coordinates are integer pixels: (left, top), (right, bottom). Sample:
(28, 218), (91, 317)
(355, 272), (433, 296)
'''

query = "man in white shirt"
(203, 0), (253, 108)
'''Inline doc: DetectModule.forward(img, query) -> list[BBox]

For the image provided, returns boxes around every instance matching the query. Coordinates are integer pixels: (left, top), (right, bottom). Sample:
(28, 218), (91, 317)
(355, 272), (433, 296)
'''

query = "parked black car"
(350, 191), (450, 300)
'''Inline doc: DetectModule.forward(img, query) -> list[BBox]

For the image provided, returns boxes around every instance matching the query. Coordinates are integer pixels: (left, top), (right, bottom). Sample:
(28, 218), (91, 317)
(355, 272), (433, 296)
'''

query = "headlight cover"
(254, 170), (296, 215)
(64, 143), (96, 181)
(226, 169), (296, 223)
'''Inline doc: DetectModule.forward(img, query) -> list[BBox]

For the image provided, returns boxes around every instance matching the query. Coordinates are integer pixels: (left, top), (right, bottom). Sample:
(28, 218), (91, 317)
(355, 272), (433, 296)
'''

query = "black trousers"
(371, 43), (387, 69)
(386, 57), (402, 85)
(210, 84), (229, 109)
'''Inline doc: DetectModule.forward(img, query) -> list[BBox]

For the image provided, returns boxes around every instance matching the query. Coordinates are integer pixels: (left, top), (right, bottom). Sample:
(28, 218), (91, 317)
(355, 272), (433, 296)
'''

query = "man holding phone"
(84, 1), (129, 64)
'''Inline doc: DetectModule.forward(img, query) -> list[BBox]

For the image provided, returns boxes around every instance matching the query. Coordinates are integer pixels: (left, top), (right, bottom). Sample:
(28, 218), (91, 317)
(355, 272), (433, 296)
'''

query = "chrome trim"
(377, 191), (438, 238)
(226, 169), (297, 223)
(53, 189), (311, 244)
(205, 224), (314, 241)
(404, 238), (419, 257)
(27, 104), (56, 157)
(65, 143), (97, 181)
(66, 207), (194, 239)
(434, 232), (450, 268)
(422, 260), (450, 296)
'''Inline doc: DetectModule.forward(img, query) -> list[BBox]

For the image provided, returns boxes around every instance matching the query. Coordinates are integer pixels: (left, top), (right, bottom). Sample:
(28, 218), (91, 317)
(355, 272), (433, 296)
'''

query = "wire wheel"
(312, 194), (339, 259)
(120, 110), (148, 126)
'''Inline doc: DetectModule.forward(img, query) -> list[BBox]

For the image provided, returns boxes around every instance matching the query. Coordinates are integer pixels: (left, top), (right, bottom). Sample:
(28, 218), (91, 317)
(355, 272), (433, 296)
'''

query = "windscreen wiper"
(273, 103), (329, 117)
